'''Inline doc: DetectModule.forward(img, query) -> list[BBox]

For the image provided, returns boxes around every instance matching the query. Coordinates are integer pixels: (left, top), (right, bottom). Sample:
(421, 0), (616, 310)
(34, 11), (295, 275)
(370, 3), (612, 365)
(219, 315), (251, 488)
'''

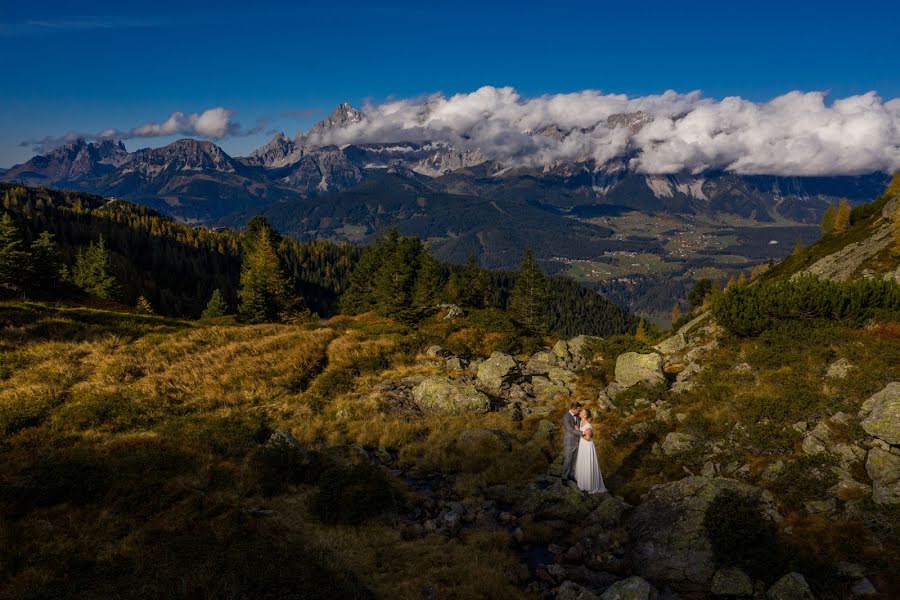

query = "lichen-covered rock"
(661, 432), (697, 455)
(615, 352), (665, 388)
(557, 581), (601, 600)
(553, 339), (573, 361)
(525, 350), (556, 374)
(710, 567), (753, 597)
(865, 447), (900, 504)
(412, 377), (490, 415)
(825, 358), (852, 379)
(627, 477), (779, 596)
(532, 376), (573, 402)
(859, 382), (900, 445)
(476, 351), (521, 394)
(654, 332), (687, 355)
(766, 573), (814, 600)
(425, 345), (451, 358)
(600, 576), (657, 600)
(446, 356), (467, 371)
(671, 362), (702, 394)
(517, 478), (602, 522)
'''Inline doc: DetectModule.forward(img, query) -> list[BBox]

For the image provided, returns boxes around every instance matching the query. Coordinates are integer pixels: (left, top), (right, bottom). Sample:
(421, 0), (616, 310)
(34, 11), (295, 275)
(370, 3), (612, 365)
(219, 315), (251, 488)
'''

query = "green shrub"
(312, 464), (395, 525)
(714, 276), (900, 337)
(771, 454), (839, 510)
(703, 489), (785, 581)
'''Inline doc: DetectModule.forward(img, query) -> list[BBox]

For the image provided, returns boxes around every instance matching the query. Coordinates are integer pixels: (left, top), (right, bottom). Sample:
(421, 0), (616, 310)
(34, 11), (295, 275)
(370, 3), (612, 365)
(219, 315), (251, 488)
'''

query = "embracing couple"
(561, 402), (608, 494)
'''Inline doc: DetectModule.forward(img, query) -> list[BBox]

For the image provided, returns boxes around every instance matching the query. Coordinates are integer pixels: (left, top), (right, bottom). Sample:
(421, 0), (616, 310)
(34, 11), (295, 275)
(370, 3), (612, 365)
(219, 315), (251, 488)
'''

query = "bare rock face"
(599, 576), (658, 600)
(766, 572), (815, 600)
(627, 477), (779, 597)
(859, 382), (900, 445)
(614, 352), (665, 388)
(476, 352), (521, 394)
(865, 447), (900, 505)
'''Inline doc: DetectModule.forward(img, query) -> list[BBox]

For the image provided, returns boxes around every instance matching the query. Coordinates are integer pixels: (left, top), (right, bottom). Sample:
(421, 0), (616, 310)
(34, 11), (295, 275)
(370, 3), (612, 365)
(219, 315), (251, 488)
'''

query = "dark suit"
(561, 410), (581, 479)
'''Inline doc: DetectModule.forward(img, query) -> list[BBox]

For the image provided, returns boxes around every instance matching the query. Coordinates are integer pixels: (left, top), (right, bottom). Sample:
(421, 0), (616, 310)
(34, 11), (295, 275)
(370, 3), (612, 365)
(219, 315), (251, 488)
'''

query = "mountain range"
(3, 103), (891, 318)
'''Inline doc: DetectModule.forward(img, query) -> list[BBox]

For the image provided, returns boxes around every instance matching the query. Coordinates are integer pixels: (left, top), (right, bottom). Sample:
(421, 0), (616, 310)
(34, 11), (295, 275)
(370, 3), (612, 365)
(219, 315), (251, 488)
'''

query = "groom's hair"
(569, 402), (582, 409)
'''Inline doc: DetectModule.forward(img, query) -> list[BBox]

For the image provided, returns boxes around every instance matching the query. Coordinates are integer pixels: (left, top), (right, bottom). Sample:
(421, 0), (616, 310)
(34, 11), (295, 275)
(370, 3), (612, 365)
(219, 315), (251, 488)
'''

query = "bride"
(575, 407), (608, 494)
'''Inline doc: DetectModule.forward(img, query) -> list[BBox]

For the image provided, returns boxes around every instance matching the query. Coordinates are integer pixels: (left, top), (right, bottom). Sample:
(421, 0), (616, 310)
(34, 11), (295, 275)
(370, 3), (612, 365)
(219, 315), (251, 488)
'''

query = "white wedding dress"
(575, 422), (607, 494)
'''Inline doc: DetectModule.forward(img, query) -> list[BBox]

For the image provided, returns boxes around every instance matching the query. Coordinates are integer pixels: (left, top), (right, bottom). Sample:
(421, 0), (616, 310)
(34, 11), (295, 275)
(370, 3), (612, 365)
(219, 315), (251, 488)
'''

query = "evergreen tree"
(136, 296), (154, 314)
(238, 226), (295, 323)
(688, 278), (713, 309)
(635, 318), (648, 341)
(834, 199), (851, 234)
(750, 266), (760, 281)
(201, 289), (228, 319)
(73, 236), (116, 299)
(458, 255), (491, 309)
(29, 231), (62, 292)
(821, 204), (836, 234)
(737, 272), (747, 287)
(0, 212), (29, 295)
(412, 250), (442, 307)
(725, 275), (737, 291)
(373, 235), (419, 315)
(508, 248), (549, 334)
(340, 230), (397, 314)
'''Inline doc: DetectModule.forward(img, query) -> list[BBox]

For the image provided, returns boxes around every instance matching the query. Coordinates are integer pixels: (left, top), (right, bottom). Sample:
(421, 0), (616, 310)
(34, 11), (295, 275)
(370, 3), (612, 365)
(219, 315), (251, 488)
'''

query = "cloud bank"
(22, 107), (261, 153)
(304, 86), (900, 176)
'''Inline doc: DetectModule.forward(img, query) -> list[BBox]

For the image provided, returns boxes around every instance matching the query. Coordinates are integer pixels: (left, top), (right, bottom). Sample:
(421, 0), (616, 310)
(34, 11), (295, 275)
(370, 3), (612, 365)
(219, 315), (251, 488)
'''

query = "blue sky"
(1, 0), (898, 167)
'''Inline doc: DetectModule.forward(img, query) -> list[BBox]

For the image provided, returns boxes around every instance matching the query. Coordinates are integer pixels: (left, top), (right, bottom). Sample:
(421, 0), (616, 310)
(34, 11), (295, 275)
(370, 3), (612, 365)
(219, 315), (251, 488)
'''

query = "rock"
(661, 432), (697, 456)
(558, 580), (601, 600)
(710, 567), (754, 597)
(553, 339), (573, 361)
(525, 350), (556, 374)
(518, 479), (602, 522)
(548, 366), (578, 385)
(597, 389), (615, 410)
(761, 460), (785, 482)
(458, 428), (513, 452)
(865, 447), (900, 504)
(836, 562), (865, 579)
(425, 345), (451, 358)
(600, 576), (658, 600)
(627, 477), (779, 595)
(615, 352), (665, 388)
(766, 573), (814, 600)
(412, 377), (490, 415)
(588, 496), (630, 528)
(803, 499), (835, 514)
(733, 362), (753, 375)
(654, 332), (687, 355)
(443, 304), (464, 319)
(568, 335), (601, 360)
(606, 382), (628, 401)
(859, 382), (900, 445)
(446, 356), (468, 371)
(671, 362), (702, 394)
(476, 352), (521, 394)
(442, 510), (461, 534)
(701, 462), (717, 478)
(532, 376), (573, 403)
(533, 419), (560, 443)
(850, 577), (877, 597)
(825, 358), (853, 379)
(801, 421), (835, 455)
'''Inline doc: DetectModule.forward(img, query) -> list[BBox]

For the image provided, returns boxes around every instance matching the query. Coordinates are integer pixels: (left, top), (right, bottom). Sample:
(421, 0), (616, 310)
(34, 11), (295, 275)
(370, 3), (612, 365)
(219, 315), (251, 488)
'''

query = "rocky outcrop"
(614, 353), (665, 389)
(411, 377), (490, 415)
(476, 352), (521, 394)
(858, 382), (900, 445)
(600, 576), (657, 600)
(627, 477), (779, 596)
(766, 572), (815, 600)
(710, 567), (753, 597)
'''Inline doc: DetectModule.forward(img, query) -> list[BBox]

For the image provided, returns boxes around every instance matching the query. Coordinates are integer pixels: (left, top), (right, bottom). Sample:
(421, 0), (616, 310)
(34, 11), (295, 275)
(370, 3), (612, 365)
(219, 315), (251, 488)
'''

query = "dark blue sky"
(1, 0), (898, 166)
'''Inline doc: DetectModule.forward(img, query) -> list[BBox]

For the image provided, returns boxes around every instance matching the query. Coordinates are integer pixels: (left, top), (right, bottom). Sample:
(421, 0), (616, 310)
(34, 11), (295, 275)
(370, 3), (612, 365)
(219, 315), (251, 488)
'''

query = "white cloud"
(304, 86), (900, 176)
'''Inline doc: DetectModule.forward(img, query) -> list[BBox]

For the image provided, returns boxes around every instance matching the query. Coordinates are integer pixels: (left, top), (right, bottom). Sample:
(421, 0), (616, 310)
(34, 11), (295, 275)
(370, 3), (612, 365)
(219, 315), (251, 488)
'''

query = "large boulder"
(532, 376), (573, 403)
(766, 573), (814, 600)
(865, 447), (900, 504)
(476, 351), (521, 394)
(558, 581), (601, 600)
(411, 378), (490, 415)
(859, 382), (900, 445)
(600, 576), (657, 600)
(525, 350), (556, 374)
(516, 478), (602, 522)
(615, 352), (665, 389)
(627, 477), (779, 596)
(710, 567), (753, 597)
(661, 432), (697, 456)
(654, 332), (687, 355)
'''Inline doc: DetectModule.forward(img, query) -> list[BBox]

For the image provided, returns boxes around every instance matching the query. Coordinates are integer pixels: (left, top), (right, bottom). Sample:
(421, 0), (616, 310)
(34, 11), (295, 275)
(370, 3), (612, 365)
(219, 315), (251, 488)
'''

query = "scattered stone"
(825, 358), (853, 379)
(661, 432), (697, 456)
(442, 304), (464, 319)
(446, 356), (467, 371)
(532, 419), (560, 443)
(587, 496), (630, 528)
(803, 499), (836, 514)
(850, 577), (877, 597)
(836, 562), (865, 579)
(558, 580), (601, 600)
(615, 352), (665, 388)
(733, 362), (753, 374)
(600, 576), (658, 600)
(859, 382), (900, 445)
(425, 345), (451, 358)
(766, 573), (814, 600)
(525, 350), (556, 374)
(865, 447), (900, 504)
(654, 332), (687, 355)
(710, 567), (754, 597)
(412, 377), (490, 415)
(701, 462), (717, 478)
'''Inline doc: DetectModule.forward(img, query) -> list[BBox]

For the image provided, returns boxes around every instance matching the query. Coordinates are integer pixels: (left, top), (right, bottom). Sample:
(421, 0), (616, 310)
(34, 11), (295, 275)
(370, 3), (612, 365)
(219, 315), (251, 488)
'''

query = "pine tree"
(833, 199), (851, 234)
(750, 266), (760, 281)
(821, 203), (836, 234)
(136, 296), (154, 314)
(238, 226), (295, 323)
(458, 255), (491, 309)
(737, 272), (747, 287)
(508, 248), (549, 334)
(73, 236), (116, 299)
(0, 212), (29, 295)
(706, 279), (723, 310)
(412, 250), (442, 307)
(201, 289), (228, 319)
(688, 278), (713, 309)
(725, 275), (737, 291)
(635, 318), (648, 342)
(373, 236), (418, 315)
(29, 231), (62, 292)
(671, 303), (682, 324)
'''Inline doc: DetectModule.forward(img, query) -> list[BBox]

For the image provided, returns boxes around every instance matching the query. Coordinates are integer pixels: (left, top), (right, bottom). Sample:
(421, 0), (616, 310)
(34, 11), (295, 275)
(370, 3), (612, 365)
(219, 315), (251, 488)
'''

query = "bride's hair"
(582, 408), (592, 419)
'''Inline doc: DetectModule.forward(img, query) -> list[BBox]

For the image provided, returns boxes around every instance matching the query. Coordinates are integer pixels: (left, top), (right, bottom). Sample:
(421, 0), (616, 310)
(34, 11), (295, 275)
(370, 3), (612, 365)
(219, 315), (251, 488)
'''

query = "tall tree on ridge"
(509, 248), (549, 335)
(833, 199), (851, 234)
(73, 236), (116, 299)
(0, 212), (29, 296)
(238, 225), (296, 323)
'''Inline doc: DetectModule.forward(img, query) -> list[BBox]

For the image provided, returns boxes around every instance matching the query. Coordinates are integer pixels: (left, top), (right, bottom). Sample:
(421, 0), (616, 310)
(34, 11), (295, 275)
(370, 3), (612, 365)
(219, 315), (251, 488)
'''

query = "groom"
(561, 402), (582, 480)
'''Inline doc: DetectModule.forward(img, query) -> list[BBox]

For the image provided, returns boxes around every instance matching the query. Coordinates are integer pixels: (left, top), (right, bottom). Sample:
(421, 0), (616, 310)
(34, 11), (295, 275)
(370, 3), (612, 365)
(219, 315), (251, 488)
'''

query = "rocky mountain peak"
(606, 111), (653, 133)
(307, 102), (364, 136)
(121, 138), (237, 174)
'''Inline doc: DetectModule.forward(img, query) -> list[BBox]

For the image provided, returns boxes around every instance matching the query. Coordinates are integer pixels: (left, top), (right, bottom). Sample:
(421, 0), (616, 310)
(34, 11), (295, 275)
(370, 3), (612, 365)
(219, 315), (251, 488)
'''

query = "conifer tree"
(458, 255), (490, 308)
(508, 248), (549, 334)
(725, 275), (737, 291)
(737, 272), (747, 287)
(201, 289), (228, 319)
(833, 199), (851, 234)
(821, 203), (836, 234)
(373, 235), (418, 315)
(73, 236), (116, 299)
(238, 226), (295, 323)
(750, 266), (760, 281)
(635, 318), (648, 342)
(688, 278), (713, 309)
(412, 250), (442, 307)
(29, 231), (62, 292)
(136, 296), (154, 314)
(0, 212), (29, 295)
